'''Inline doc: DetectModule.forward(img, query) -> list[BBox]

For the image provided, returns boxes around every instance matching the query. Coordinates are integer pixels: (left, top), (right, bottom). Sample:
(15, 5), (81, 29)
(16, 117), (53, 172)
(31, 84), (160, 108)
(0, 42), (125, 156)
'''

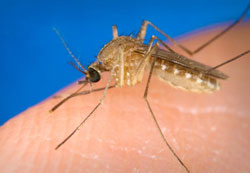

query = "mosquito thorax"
(97, 36), (142, 63)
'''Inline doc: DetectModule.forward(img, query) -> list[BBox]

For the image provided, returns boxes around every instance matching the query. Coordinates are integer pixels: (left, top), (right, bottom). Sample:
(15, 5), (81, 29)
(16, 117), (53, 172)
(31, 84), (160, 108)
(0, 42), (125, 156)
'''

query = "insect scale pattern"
(51, 4), (250, 173)
(98, 36), (227, 93)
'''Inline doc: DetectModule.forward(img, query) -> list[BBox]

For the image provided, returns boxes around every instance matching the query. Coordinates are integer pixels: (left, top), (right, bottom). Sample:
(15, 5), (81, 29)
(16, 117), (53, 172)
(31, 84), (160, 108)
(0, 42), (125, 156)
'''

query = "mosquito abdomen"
(150, 59), (220, 93)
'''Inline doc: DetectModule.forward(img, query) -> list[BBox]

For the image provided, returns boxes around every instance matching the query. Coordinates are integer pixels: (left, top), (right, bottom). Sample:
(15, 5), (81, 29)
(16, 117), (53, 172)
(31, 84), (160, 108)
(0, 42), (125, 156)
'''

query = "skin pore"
(0, 22), (249, 172)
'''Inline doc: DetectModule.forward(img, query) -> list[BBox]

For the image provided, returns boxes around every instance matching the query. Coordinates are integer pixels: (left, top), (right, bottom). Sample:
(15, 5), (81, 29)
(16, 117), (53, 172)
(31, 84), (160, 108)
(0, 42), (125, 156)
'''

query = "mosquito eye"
(88, 68), (101, 82)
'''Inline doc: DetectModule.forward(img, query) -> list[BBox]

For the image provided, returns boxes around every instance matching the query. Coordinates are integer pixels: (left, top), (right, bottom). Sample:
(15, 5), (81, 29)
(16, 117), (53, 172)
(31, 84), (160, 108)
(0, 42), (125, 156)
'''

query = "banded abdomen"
(148, 58), (220, 93)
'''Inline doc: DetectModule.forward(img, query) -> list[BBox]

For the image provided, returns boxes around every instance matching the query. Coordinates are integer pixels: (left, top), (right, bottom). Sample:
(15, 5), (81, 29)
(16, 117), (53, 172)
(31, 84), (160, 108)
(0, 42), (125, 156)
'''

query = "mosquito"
(50, 4), (250, 173)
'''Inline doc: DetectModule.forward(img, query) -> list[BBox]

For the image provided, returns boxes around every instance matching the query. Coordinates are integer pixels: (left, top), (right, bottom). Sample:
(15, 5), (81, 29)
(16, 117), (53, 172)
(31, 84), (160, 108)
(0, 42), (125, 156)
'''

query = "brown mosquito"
(50, 4), (250, 173)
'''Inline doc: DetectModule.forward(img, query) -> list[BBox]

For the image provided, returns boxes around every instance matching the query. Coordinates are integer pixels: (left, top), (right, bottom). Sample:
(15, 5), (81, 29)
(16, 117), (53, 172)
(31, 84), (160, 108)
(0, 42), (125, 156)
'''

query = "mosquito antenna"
(207, 50), (250, 72)
(53, 27), (88, 72)
(68, 61), (86, 74)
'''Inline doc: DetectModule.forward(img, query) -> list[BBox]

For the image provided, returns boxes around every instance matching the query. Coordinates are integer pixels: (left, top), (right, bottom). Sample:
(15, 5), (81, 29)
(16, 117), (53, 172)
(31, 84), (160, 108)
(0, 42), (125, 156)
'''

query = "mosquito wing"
(136, 45), (229, 80)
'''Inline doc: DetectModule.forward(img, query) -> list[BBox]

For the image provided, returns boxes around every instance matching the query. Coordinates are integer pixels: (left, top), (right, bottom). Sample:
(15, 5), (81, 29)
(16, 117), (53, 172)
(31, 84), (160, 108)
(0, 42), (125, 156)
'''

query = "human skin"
(0, 22), (249, 173)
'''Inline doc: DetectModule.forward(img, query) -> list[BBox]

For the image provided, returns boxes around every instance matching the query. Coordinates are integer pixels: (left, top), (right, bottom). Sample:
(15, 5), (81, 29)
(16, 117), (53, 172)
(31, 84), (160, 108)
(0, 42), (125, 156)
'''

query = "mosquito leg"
(49, 82), (88, 113)
(71, 85), (116, 98)
(137, 4), (249, 56)
(142, 43), (190, 172)
(55, 67), (116, 150)
(207, 49), (250, 72)
(137, 20), (193, 55)
(53, 85), (115, 99)
(55, 101), (101, 150)
(134, 36), (158, 83)
(152, 35), (176, 53)
(112, 25), (118, 39)
(192, 4), (250, 55)
(137, 20), (148, 42)
(135, 34), (178, 85)
(55, 48), (122, 150)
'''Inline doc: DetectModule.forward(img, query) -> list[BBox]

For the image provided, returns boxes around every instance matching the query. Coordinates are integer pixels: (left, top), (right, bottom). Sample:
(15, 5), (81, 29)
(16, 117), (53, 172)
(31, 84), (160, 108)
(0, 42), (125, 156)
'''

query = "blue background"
(0, 0), (249, 125)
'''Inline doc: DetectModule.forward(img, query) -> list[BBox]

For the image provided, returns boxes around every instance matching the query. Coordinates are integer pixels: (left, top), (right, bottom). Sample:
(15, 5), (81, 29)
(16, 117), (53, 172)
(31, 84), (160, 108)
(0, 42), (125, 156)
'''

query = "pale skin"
(0, 22), (249, 173)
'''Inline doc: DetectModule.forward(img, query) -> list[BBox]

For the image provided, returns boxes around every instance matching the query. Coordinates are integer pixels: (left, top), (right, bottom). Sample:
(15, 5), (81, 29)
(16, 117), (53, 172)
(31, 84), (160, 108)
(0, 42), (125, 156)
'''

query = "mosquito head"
(87, 62), (103, 83)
